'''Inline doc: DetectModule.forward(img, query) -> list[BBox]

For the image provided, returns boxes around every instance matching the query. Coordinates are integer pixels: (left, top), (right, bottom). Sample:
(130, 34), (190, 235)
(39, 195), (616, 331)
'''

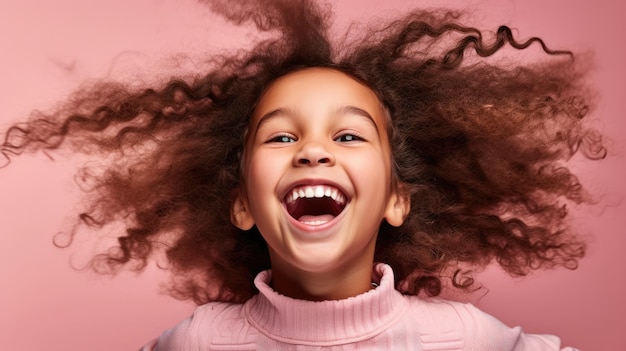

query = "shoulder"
(146, 301), (247, 351)
(403, 296), (576, 351)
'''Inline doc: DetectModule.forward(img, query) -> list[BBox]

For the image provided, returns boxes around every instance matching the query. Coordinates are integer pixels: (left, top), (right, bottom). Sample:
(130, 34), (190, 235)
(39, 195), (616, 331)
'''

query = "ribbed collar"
(244, 263), (408, 346)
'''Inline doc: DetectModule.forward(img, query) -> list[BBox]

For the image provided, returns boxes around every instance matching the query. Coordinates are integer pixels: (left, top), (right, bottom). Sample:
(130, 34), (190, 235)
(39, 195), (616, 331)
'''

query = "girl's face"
(232, 68), (408, 294)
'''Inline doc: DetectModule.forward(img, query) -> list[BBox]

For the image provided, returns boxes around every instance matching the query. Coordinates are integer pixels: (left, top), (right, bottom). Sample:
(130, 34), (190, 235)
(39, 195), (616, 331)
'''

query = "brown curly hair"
(1, 0), (605, 304)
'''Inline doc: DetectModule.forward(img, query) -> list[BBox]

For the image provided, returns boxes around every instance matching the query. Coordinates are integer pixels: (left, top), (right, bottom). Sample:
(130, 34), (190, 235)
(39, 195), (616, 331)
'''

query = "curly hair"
(1, 0), (605, 304)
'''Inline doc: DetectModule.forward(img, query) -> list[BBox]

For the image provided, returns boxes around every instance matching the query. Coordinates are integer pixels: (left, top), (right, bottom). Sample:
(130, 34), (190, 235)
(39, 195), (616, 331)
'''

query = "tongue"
(297, 214), (336, 225)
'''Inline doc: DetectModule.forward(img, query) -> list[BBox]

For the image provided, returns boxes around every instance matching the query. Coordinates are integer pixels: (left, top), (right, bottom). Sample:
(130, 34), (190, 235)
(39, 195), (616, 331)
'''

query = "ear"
(383, 184), (410, 227)
(231, 191), (255, 230)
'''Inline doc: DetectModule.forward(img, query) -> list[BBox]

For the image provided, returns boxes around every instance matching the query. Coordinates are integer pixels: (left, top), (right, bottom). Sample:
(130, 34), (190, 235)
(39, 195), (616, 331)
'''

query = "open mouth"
(284, 185), (348, 225)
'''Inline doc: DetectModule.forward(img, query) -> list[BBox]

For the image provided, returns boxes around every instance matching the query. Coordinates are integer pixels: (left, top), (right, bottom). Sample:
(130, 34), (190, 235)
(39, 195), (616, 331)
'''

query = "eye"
(267, 134), (296, 143)
(334, 133), (364, 142)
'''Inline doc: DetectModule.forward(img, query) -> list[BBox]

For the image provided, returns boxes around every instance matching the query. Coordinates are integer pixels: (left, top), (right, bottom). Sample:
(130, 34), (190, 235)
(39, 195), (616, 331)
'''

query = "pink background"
(0, 0), (624, 350)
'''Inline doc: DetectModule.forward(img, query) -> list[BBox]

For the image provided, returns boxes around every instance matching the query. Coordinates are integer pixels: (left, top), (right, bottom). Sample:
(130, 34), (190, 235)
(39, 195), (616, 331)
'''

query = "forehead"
(252, 68), (385, 123)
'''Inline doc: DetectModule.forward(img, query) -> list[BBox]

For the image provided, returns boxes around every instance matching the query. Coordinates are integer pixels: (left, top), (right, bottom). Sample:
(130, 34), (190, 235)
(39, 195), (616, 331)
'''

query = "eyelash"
(334, 132), (365, 142)
(265, 132), (365, 143)
(266, 133), (296, 143)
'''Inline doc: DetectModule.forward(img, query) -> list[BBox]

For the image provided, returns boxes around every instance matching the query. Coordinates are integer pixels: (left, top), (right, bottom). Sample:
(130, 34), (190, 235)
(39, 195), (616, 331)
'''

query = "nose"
(293, 141), (335, 167)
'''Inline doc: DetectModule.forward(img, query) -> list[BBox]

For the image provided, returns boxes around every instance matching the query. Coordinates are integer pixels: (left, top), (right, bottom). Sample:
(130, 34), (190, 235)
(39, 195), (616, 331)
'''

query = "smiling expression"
(232, 67), (408, 288)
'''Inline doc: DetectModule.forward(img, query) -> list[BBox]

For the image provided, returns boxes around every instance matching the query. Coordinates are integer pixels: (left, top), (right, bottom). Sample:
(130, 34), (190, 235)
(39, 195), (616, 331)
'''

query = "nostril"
(318, 157), (331, 164)
(295, 155), (333, 166)
(298, 157), (330, 165)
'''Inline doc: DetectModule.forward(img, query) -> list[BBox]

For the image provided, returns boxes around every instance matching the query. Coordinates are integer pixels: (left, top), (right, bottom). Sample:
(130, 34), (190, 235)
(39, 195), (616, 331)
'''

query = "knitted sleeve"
(139, 315), (193, 351)
(458, 303), (579, 351)
(139, 302), (246, 351)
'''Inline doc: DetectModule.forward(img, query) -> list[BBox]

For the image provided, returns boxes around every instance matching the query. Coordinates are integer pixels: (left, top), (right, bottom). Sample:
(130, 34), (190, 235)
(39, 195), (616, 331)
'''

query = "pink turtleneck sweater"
(142, 264), (578, 350)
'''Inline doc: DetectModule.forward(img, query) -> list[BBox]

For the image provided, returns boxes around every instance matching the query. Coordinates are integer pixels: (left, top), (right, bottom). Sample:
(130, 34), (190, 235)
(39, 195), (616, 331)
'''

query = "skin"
(232, 68), (409, 301)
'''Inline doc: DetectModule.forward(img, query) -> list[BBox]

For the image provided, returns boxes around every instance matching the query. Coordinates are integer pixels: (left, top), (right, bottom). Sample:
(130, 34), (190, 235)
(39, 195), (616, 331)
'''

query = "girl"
(1, 0), (608, 349)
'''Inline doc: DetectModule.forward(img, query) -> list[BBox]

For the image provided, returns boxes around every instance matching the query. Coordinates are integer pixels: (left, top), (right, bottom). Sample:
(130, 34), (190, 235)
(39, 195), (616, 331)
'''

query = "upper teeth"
(287, 185), (346, 204)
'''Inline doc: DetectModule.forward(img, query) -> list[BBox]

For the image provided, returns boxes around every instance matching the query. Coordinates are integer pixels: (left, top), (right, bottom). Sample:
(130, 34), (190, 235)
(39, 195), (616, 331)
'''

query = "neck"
(269, 259), (375, 301)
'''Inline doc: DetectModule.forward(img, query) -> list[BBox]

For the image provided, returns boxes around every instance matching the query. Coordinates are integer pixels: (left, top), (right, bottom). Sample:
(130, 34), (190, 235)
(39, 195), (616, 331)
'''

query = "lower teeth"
(301, 220), (328, 225)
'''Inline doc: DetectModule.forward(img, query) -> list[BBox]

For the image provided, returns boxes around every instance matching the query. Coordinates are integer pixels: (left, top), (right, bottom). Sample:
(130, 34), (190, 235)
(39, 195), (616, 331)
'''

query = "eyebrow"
(253, 105), (379, 137)
(338, 106), (378, 130)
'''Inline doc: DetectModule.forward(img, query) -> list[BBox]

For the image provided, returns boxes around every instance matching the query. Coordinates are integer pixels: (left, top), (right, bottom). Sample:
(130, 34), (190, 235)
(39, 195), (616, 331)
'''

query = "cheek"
(345, 148), (391, 181)
(244, 151), (282, 203)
